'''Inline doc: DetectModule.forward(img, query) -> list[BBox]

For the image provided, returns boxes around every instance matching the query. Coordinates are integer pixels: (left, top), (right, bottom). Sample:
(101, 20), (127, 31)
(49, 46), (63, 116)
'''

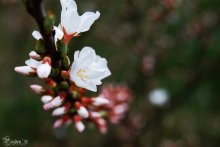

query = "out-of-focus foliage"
(0, 0), (220, 146)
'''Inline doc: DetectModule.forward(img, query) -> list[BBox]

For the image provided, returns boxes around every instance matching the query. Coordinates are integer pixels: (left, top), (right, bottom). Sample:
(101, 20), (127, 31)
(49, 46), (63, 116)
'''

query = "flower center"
(76, 69), (89, 80)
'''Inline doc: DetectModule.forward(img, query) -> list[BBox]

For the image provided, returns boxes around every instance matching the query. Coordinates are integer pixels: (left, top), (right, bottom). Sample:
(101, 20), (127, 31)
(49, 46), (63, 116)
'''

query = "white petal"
(54, 26), (64, 43)
(36, 63), (51, 78)
(25, 58), (42, 68)
(14, 66), (35, 75)
(32, 31), (43, 40)
(61, 0), (80, 35)
(77, 106), (89, 118)
(29, 51), (41, 60)
(60, 0), (77, 11)
(76, 11), (100, 33)
(77, 47), (96, 67)
(41, 95), (53, 104)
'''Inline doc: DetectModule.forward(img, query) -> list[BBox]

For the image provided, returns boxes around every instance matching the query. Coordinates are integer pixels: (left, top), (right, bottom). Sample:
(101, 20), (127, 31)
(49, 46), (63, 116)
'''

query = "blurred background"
(0, 0), (220, 146)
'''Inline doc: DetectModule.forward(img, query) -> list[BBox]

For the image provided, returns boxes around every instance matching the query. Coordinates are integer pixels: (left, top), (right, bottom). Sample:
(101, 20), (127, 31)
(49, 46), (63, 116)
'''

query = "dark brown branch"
(24, 0), (58, 59)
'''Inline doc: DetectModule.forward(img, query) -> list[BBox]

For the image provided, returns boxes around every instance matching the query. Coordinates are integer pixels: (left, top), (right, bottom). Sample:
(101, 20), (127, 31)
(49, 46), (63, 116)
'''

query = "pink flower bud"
(75, 121), (85, 132)
(14, 66), (35, 75)
(52, 107), (66, 116)
(90, 112), (102, 118)
(52, 103), (70, 116)
(114, 104), (128, 114)
(50, 96), (64, 107)
(43, 103), (53, 110)
(41, 95), (53, 104)
(77, 106), (89, 118)
(37, 63), (51, 79)
(30, 84), (45, 94)
(93, 96), (109, 106)
(96, 118), (107, 134)
(53, 119), (64, 128)
(29, 51), (41, 60)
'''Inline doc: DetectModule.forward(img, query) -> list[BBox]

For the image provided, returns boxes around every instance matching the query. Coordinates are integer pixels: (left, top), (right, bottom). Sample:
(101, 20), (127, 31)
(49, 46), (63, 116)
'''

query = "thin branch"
(24, 0), (58, 59)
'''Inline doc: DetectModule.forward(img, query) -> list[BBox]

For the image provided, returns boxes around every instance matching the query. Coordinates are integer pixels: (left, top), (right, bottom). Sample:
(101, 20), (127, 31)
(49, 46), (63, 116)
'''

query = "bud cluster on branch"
(15, 0), (133, 133)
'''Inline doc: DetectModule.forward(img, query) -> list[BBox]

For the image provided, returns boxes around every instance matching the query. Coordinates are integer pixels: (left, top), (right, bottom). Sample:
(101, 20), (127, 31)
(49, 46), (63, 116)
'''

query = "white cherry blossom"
(60, 0), (100, 35)
(69, 47), (111, 92)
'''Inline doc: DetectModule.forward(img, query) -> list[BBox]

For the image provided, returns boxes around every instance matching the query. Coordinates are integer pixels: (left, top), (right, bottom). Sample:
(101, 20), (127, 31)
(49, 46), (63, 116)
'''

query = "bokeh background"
(0, 0), (220, 146)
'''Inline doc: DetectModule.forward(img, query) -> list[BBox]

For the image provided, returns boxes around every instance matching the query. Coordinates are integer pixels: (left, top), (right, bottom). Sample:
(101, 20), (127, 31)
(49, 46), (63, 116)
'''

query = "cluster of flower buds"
(15, 0), (133, 133)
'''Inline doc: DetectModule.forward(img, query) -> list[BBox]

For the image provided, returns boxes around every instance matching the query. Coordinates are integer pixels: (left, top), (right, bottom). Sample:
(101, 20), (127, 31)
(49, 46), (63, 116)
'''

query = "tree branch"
(24, 0), (58, 59)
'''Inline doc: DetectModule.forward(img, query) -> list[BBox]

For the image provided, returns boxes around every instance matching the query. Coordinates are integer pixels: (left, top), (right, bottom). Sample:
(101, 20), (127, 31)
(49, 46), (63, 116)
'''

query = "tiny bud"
(42, 56), (52, 65)
(50, 95), (65, 107)
(46, 78), (57, 87)
(73, 116), (85, 132)
(61, 70), (70, 79)
(81, 97), (92, 104)
(52, 107), (66, 116)
(90, 112), (102, 118)
(43, 103), (53, 110)
(32, 31), (42, 40)
(96, 118), (107, 134)
(59, 81), (69, 90)
(75, 121), (85, 132)
(52, 103), (70, 116)
(14, 66), (35, 76)
(29, 51), (41, 60)
(37, 63), (51, 79)
(93, 96), (109, 106)
(30, 85), (45, 94)
(77, 106), (89, 118)
(44, 12), (56, 33)
(53, 119), (63, 128)
(41, 95), (53, 104)
(62, 56), (70, 70)
(57, 40), (68, 58)
(72, 91), (79, 99)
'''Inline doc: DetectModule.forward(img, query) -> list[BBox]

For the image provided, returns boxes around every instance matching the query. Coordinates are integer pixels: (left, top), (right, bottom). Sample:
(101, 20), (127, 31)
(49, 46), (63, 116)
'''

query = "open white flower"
(60, 0), (100, 35)
(70, 47), (111, 92)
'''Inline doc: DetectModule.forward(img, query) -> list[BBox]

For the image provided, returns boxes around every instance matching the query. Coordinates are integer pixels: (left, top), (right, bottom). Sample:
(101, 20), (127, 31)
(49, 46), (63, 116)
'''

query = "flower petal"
(76, 11), (100, 33)
(61, 0), (80, 35)
(32, 31), (43, 40)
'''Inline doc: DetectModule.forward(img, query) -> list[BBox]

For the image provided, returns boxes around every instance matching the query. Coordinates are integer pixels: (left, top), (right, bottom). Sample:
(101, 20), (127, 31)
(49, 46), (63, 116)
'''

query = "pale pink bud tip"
(43, 103), (53, 110)
(90, 112), (102, 118)
(41, 95), (53, 104)
(53, 119), (63, 128)
(51, 96), (64, 107)
(75, 121), (85, 132)
(77, 107), (89, 118)
(37, 63), (51, 79)
(52, 107), (66, 116)
(14, 66), (35, 75)
(93, 97), (109, 106)
(30, 85), (44, 94)
(29, 51), (41, 60)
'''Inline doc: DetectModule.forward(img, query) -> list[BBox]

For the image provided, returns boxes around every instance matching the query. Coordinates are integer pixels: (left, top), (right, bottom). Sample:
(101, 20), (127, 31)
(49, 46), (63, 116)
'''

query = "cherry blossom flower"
(69, 47), (111, 92)
(60, 0), (100, 42)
